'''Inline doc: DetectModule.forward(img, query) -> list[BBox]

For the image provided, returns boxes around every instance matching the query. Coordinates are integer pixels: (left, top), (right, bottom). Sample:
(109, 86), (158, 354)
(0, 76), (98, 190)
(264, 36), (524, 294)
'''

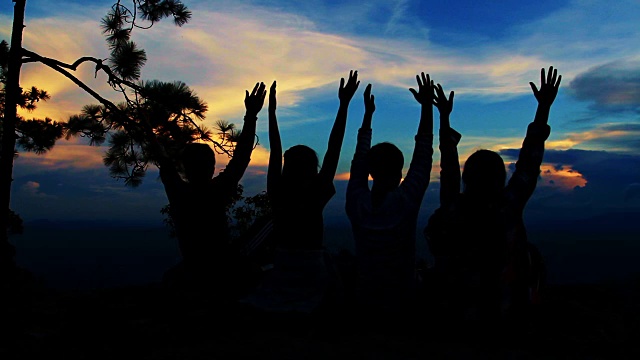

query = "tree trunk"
(1, 0), (26, 270)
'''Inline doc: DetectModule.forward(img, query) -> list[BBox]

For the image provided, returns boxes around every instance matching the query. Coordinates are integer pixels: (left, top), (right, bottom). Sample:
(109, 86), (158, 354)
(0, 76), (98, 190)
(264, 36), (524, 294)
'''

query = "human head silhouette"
(181, 142), (216, 184)
(282, 144), (319, 182)
(462, 149), (506, 199)
(367, 142), (404, 190)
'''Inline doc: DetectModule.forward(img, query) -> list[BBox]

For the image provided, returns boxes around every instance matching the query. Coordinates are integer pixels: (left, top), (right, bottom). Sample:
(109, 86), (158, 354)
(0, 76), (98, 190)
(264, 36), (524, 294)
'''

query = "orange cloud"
(334, 172), (350, 181)
(212, 143), (270, 174)
(17, 140), (106, 170)
(20, 180), (55, 198)
(22, 181), (40, 192)
(538, 164), (587, 191)
(334, 163), (441, 182)
(335, 172), (373, 181)
(248, 145), (271, 168)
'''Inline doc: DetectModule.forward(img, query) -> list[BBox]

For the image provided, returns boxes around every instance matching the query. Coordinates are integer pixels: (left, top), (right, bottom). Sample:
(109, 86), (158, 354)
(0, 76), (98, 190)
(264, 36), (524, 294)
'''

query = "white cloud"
(4, 0), (639, 172)
(5, 0), (637, 127)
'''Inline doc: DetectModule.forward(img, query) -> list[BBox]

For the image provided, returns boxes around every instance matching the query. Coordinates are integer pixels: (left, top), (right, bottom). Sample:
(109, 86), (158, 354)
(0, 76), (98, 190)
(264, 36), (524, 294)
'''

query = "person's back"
(426, 192), (511, 328)
(425, 67), (561, 331)
(167, 144), (234, 266)
(347, 146), (429, 312)
(270, 145), (333, 250)
(159, 82), (267, 295)
(240, 73), (359, 322)
(346, 75), (434, 315)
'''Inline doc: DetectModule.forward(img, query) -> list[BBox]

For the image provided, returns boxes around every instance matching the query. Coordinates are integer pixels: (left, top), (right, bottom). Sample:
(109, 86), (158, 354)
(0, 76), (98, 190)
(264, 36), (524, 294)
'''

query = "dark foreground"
(2, 271), (639, 360)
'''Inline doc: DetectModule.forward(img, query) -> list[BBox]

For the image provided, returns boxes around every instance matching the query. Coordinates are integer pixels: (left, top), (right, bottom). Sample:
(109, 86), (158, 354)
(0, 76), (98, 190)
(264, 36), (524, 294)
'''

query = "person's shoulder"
(212, 171), (235, 186)
(168, 177), (189, 192)
(315, 174), (336, 190)
(428, 196), (464, 223)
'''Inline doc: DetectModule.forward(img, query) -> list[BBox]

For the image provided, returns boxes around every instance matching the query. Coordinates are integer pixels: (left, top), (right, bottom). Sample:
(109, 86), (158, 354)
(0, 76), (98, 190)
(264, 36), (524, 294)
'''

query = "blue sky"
(1, 0), (639, 232)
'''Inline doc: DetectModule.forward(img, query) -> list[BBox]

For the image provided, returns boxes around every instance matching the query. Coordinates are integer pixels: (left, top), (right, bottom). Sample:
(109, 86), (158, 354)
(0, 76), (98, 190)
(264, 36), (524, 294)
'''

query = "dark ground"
(2, 265), (639, 360)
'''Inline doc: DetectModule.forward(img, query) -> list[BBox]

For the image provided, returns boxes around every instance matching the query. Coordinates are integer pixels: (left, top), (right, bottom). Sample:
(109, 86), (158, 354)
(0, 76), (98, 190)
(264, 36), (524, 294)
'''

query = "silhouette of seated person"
(240, 72), (360, 320)
(424, 67), (561, 333)
(159, 82), (267, 297)
(345, 74), (434, 327)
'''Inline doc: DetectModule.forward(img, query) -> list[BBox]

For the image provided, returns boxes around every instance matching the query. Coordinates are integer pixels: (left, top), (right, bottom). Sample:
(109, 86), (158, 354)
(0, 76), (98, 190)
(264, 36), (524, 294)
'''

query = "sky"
(1, 0), (639, 237)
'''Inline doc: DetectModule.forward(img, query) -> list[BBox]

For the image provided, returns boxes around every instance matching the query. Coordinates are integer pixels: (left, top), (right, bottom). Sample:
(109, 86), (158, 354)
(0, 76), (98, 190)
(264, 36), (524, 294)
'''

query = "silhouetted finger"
(529, 82), (539, 94)
(260, 82), (267, 97)
(350, 70), (358, 84)
(547, 66), (554, 85)
(415, 75), (422, 87)
(556, 74), (562, 88)
(449, 91), (455, 103)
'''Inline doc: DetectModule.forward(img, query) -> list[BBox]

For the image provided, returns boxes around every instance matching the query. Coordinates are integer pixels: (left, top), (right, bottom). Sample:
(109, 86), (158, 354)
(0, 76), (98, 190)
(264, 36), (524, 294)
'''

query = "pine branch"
(21, 48), (141, 90)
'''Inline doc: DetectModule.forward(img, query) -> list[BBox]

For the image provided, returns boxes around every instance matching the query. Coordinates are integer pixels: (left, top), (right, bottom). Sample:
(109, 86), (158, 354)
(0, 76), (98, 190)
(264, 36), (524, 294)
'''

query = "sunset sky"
(1, 0), (639, 231)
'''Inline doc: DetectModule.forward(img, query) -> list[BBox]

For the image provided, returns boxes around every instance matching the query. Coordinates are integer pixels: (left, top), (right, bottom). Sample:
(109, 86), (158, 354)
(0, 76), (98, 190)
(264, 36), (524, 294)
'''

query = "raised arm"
(433, 83), (460, 209)
(530, 66), (561, 125)
(507, 66), (562, 211)
(401, 72), (435, 200)
(360, 83), (375, 131)
(347, 83), (375, 195)
(267, 80), (282, 198)
(409, 72), (434, 137)
(220, 82), (267, 185)
(318, 70), (360, 182)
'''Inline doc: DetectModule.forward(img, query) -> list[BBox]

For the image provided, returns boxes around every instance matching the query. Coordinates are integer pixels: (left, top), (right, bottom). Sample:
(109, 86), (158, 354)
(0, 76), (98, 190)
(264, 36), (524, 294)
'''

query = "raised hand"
(529, 66), (562, 108)
(409, 72), (434, 105)
(433, 83), (454, 117)
(339, 70), (360, 104)
(364, 83), (375, 114)
(269, 80), (277, 113)
(245, 82), (267, 116)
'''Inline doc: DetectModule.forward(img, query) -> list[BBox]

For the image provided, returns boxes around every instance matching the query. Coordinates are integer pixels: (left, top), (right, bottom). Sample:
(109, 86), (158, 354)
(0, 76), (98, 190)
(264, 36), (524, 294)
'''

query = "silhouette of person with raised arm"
(345, 73), (434, 323)
(240, 72), (360, 324)
(424, 67), (561, 332)
(159, 82), (267, 296)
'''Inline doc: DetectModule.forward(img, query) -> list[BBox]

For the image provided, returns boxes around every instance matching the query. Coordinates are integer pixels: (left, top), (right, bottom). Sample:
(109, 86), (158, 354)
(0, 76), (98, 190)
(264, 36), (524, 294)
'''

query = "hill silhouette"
(4, 213), (639, 359)
(2, 267), (639, 359)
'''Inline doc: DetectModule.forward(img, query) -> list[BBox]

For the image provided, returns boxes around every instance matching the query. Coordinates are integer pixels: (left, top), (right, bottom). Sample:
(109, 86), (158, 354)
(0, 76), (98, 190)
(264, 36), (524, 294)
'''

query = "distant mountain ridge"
(22, 208), (640, 233)
(23, 218), (167, 230)
(526, 210), (640, 233)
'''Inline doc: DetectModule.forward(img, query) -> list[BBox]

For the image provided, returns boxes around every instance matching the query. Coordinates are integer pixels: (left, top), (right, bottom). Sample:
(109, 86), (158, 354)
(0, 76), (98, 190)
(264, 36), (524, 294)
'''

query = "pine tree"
(1, 0), (196, 272)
